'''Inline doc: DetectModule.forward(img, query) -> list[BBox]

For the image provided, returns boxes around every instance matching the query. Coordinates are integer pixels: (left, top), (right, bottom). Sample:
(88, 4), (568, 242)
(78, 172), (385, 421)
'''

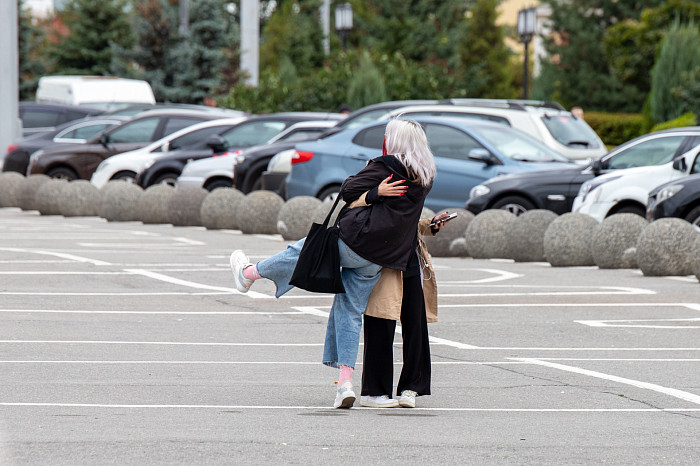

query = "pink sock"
(339, 365), (353, 386)
(242, 264), (261, 281)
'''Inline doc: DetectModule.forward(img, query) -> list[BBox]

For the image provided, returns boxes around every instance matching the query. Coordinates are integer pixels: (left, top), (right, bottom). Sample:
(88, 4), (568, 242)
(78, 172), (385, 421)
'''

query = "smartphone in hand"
(430, 212), (458, 227)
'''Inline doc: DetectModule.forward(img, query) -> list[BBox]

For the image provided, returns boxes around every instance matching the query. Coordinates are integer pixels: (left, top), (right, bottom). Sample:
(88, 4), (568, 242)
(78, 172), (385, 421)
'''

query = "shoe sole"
(229, 252), (251, 293)
(399, 399), (415, 408)
(334, 393), (355, 409)
(360, 400), (399, 408)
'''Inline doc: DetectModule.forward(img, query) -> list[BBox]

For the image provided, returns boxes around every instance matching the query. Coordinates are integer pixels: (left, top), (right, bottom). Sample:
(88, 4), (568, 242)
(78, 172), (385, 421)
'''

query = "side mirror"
(672, 157), (687, 171)
(468, 148), (493, 165)
(591, 159), (603, 175)
(205, 134), (227, 153)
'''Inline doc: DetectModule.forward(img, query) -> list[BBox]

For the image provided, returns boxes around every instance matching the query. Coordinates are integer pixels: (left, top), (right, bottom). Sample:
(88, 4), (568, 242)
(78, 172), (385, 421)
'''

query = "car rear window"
(541, 114), (601, 149)
(21, 109), (62, 128)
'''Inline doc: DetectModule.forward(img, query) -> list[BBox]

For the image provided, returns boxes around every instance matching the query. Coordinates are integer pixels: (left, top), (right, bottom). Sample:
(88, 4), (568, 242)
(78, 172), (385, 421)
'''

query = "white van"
(36, 76), (156, 110)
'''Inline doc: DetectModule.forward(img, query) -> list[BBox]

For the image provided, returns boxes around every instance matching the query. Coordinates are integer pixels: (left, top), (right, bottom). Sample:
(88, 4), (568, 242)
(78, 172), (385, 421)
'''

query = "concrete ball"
(35, 179), (70, 215)
(236, 191), (285, 234)
(0, 172), (25, 208)
(592, 213), (648, 269)
(61, 180), (102, 217)
(636, 218), (697, 276)
(200, 188), (245, 229)
(465, 209), (516, 259)
(543, 213), (599, 267)
(17, 174), (50, 211)
(99, 181), (144, 222)
(507, 209), (558, 262)
(421, 207), (436, 220)
(277, 196), (323, 240)
(424, 209), (474, 257)
(138, 184), (175, 224)
(168, 187), (209, 227)
(692, 235), (700, 283)
(312, 199), (346, 225)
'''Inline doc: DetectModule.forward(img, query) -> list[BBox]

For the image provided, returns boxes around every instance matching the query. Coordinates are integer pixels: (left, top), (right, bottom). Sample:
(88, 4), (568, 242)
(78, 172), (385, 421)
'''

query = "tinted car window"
(352, 125), (386, 149)
(541, 114), (601, 148)
(22, 109), (62, 128)
(408, 111), (510, 126)
(163, 117), (204, 136)
(276, 128), (326, 142)
(221, 121), (287, 147)
(56, 123), (114, 140)
(108, 118), (160, 143)
(65, 110), (91, 121)
(339, 109), (392, 130)
(424, 124), (483, 159)
(473, 125), (569, 162)
(605, 136), (685, 170)
(168, 126), (224, 151)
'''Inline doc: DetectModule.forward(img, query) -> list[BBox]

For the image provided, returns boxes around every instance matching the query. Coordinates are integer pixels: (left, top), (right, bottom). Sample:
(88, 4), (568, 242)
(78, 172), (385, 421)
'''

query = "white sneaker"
(334, 381), (356, 409)
(360, 395), (399, 408)
(230, 250), (253, 293)
(399, 390), (417, 408)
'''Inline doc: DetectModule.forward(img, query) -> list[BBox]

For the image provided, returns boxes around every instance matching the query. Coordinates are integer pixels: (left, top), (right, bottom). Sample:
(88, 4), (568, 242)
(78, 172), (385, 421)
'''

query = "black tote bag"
(289, 195), (346, 294)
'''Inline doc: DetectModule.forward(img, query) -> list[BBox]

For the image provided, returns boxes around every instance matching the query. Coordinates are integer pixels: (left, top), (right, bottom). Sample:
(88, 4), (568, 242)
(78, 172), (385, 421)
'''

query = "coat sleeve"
(340, 161), (387, 204)
(418, 218), (437, 237)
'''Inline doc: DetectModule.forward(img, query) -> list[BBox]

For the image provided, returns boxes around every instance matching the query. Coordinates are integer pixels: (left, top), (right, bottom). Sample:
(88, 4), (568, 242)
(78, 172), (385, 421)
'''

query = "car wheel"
(110, 171), (137, 183)
(491, 196), (534, 216)
(152, 172), (179, 187)
(204, 178), (233, 191)
(610, 204), (646, 218)
(685, 205), (700, 232)
(317, 185), (341, 203)
(46, 166), (78, 181)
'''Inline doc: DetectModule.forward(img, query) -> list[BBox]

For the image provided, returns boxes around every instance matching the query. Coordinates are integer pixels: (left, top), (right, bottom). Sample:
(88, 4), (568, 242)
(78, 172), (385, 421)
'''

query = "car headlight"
(577, 175), (622, 202)
(656, 184), (683, 203)
(469, 184), (490, 199)
(140, 158), (157, 171)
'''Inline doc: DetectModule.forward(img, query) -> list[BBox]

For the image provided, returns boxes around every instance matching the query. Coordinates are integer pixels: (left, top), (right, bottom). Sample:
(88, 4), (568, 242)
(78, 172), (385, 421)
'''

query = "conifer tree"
(18, 0), (47, 99)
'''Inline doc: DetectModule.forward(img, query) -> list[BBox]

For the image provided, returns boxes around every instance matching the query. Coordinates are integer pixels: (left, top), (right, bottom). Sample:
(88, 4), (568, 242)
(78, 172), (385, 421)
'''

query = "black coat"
(338, 155), (431, 270)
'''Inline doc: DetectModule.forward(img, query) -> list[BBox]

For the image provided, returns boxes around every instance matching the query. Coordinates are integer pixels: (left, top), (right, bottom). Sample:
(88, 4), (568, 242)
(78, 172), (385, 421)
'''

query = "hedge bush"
(584, 112), (646, 146)
(650, 112), (698, 133)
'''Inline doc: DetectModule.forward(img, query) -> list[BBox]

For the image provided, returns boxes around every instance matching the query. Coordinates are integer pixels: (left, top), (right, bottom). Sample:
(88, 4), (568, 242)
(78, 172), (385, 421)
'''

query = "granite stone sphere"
(465, 209), (516, 259)
(692, 235), (700, 283)
(200, 187), (245, 230)
(61, 180), (102, 217)
(99, 181), (144, 222)
(236, 191), (285, 234)
(543, 213), (599, 267)
(0, 172), (25, 208)
(17, 174), (50, 211)
(277, 196), (323, 240)
(424, 209), (474, 257)
(592, 213), (648, 269)
(35, 179), (70, 215)
(168, 187), (209, 227)
(138, 184), (175, 224)
(313, 199), (346, 224)
(507, 209), (558, 262)
(636, 218), (697, 276)
(421, 207), (436, 220)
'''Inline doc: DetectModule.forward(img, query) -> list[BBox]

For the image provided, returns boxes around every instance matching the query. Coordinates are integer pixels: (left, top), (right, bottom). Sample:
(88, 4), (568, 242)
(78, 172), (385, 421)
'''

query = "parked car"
(90, 117), (247, 188)
(19, 102), (104, 137)
(648, 173), (700, 231)
(465, 127), (700, 215)
(137, 113), (344, 188)
(104, 103), (248, 118)
(572, 144), (700, 221)
(177, 120), (338, 192)
(26, 109), (231, 180)
(36, 75), (155, 110)
(3, 116), (128, 174)
(379, 101), (606, 161)
(286, 117), (575, 212)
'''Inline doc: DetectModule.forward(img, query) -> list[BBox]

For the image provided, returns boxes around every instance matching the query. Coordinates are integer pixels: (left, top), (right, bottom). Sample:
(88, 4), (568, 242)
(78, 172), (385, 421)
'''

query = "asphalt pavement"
(0, 207), (699, 465)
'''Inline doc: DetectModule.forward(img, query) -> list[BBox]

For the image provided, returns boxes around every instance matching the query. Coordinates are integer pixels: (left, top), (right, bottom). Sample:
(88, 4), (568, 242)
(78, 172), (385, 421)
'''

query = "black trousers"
(361, 273), (431, 397)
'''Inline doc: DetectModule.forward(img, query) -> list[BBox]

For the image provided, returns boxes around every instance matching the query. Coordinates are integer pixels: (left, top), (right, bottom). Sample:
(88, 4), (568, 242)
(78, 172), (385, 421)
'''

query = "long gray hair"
(384, 118), (436, 187)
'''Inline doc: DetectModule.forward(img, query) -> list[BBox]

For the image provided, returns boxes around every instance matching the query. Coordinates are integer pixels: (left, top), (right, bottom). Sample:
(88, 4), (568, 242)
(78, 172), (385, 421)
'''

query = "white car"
(90, 117), (246, 188)
(572, 144), (700, 222)
(177, 120), (338, 191)
(379, 101), (606, 161)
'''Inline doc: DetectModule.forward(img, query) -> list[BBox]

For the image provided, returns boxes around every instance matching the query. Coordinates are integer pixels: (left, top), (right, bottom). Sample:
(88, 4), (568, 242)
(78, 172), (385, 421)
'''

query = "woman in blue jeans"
(230, 118), (436, 408)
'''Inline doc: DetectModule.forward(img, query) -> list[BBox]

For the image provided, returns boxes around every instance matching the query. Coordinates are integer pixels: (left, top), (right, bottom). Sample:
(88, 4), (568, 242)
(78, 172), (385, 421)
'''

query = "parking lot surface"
(0, 208), (699, 464)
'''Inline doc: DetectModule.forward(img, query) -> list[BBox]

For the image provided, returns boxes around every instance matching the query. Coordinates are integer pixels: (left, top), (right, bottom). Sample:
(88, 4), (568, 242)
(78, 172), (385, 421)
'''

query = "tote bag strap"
(322, 193), (344, 228)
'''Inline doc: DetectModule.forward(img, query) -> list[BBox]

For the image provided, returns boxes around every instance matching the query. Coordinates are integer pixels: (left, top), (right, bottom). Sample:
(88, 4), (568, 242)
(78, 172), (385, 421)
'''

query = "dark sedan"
(466, 127), (700, 215)
(26, 109), (230, 180)
(19, 102), (104, 137)
(137, 113), (343, 188)
(647, 173), (700, 230)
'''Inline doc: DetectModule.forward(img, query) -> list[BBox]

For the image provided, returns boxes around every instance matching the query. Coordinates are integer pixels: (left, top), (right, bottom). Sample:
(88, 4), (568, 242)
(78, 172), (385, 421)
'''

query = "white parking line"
(123, 269), (270, 299)
(513, 358), (700, 405)
(0, 248), (111, 266)
(0, 360), (528, 365)
(0, 309), (302, 315)
(576, 318), (700, 329)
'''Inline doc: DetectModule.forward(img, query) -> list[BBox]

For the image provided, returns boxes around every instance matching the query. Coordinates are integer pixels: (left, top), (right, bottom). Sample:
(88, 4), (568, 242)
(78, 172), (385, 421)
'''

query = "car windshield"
(541, 114), (601, 148)
(472, 126), (570, 162)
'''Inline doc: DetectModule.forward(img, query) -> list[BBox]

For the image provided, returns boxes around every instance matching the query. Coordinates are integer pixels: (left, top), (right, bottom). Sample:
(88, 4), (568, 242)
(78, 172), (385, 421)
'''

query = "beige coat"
(348, 191), (438, 323)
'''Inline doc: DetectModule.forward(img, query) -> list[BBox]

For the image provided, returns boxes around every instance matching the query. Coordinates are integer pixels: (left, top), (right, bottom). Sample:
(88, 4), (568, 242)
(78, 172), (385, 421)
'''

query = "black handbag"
(289, 195), (346, 294)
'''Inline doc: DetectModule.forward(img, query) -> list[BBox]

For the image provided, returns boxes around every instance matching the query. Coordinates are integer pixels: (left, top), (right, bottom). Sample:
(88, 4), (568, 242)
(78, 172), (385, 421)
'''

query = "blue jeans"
(256, 237), (382, 369)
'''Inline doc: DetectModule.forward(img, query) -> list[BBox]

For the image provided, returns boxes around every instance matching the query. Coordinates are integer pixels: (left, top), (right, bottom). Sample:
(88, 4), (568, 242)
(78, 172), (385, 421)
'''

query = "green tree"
(18, 0), (47, 99)
(458, 0), (515, 98)
(649, 23), (700, 123)
(347, 52), (387, 109)
(48, 0), (134, 75)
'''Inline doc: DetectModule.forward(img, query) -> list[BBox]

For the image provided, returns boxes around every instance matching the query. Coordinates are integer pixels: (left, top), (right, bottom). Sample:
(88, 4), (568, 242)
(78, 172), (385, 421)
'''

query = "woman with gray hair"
(230, 118), (444, 408)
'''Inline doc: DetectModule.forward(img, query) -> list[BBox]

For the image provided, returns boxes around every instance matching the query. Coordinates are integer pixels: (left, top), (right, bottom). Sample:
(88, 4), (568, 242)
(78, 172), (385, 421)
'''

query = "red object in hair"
(382, 138), (387, 155)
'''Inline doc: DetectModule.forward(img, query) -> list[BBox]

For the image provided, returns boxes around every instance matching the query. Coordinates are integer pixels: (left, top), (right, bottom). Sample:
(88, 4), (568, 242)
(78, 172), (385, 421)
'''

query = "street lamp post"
(517, 7), (537, 100)
(335, 3), (353, 50)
